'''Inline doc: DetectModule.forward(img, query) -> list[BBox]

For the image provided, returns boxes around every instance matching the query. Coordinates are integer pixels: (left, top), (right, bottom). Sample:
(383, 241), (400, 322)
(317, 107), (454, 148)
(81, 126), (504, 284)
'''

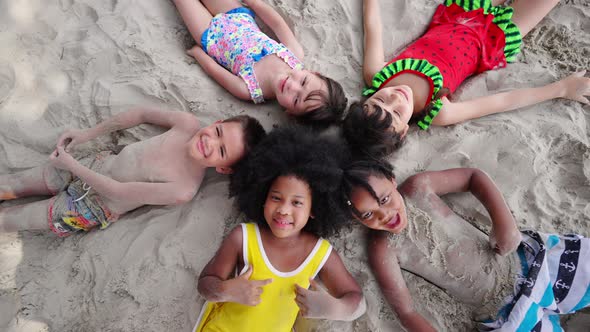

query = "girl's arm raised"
(188, 47), (251, 101)
(198, 226), (273, 305)
(363, 0), (387, 86)
(401, 168), (520, 256)
(368, 230), (436, 331)
(243, 0), (304, 59)
(433, 71), (590, 126)
(295, 249), (365, 321)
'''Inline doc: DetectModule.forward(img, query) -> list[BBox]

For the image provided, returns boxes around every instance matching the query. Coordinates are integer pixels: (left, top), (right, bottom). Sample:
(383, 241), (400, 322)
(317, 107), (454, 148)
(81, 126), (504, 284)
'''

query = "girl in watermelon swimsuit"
(343, 0), (590, 157)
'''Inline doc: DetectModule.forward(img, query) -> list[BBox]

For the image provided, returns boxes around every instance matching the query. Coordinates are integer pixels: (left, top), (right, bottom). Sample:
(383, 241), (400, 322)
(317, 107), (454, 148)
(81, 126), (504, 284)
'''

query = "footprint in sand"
(0, 63), (16, 106)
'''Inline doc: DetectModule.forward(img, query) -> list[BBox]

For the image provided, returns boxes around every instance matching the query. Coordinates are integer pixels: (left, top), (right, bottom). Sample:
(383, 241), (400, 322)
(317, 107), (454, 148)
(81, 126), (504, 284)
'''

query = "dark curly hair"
(341, 159), (395, 220)
(229, 125), (351, 238)
(342, 101), (404, 158)
(296, 73), (348, 129)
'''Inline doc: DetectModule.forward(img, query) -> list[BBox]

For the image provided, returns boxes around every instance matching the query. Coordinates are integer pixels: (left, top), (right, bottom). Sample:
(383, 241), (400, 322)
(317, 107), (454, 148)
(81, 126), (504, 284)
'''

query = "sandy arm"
(362, 0), (387, 86)
(244, 0), (304, 59)
(401, 168), (520, 256)
(58, 108), (199, 151)
(50, 146), (197, 206)
(368, 230), (436, 331)
(296, 249), (365, 321)
(432, 71), (590, 126)
(198, 226), (273, 305)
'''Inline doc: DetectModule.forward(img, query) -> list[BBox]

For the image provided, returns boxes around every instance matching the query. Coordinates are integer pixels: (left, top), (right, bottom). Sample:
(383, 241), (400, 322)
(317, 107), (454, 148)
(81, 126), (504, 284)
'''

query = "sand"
(0, 0), (589, 331)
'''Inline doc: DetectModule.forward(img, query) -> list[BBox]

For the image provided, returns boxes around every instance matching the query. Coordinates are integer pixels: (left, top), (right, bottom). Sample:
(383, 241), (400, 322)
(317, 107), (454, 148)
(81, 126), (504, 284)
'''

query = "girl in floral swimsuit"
(344, 0), (590, 157)
(172, 0), (348, 127)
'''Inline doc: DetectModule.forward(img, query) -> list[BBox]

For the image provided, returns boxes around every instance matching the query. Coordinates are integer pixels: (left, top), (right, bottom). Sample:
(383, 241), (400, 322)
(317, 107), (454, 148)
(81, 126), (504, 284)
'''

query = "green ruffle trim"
(443, 0), (522, 62)
(362, 58), (444, 130)
(417, 99), (444, 130)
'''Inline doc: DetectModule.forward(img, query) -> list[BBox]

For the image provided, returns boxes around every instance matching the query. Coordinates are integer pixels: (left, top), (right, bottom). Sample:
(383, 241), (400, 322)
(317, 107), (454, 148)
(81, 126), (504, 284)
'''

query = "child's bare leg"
(510, 0), (560, 37)
(0, 164), (66, 200)
(0, 199), (50, 232)
(201, 0), (242, 16)
(172, 0), (213, 46)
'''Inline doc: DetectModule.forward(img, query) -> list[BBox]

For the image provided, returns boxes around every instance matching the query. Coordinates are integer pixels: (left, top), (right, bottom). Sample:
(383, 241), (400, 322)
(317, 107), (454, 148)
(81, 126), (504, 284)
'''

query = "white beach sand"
(1, 0), (589, 331)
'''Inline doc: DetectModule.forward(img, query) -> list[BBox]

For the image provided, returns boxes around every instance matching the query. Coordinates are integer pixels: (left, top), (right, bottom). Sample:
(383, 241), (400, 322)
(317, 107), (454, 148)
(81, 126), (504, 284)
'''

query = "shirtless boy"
(0, 108), (265, 237)
(342, 161), (590, 331)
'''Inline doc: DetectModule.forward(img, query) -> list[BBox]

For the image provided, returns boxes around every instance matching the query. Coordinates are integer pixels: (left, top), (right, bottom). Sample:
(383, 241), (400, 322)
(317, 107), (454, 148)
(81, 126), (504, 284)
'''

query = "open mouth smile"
(273, 217), (293, 229)
(384, 214), (401, 230)
(197, 137), (207, 157)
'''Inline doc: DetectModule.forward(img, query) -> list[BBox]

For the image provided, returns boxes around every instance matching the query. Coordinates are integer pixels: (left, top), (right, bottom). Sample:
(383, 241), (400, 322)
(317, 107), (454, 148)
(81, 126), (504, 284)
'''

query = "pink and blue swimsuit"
(201, 7), (303, 104)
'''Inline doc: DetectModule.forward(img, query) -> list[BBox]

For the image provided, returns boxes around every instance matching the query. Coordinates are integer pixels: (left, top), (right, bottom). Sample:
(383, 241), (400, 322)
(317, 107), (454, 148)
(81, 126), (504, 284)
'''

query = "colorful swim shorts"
(47, 153), (118, 237)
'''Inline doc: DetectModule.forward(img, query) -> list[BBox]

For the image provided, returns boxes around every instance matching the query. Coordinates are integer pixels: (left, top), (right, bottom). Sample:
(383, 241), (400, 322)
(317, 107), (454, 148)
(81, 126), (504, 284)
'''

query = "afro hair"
(229, 125), (351, 238)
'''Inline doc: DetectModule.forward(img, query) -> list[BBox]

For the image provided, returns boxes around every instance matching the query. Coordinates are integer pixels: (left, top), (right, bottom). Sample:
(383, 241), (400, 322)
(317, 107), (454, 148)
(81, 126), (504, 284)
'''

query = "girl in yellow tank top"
(193, 127), (366, 332)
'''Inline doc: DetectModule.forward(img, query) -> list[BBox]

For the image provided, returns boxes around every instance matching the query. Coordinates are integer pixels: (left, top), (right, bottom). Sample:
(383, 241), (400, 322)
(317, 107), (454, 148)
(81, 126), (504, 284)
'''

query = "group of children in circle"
(178, 0), (589, 330)
(1, 0), (588, 330)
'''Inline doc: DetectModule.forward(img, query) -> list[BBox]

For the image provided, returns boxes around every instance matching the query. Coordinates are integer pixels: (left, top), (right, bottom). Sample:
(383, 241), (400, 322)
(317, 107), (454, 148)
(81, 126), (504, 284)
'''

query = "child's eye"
(216, 127), (220, 137)
(380, 195), (390, 205)
(293, 200), (303, 207)
(220, 147), (225, 158)
(362, 211), (373, 220)
(302, 77), (307, 86)
(294, 97), (299, 105)
(270, 195), (281, 201)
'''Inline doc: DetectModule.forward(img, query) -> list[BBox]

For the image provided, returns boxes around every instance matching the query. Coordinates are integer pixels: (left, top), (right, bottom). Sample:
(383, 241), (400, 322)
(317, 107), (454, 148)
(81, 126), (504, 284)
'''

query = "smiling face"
(263, 175), (313, 239)
(349, 174), (408, 234)
(188, 121), (246, 173)
(275, 69), (328, 116)
(364, 85), (414, 137)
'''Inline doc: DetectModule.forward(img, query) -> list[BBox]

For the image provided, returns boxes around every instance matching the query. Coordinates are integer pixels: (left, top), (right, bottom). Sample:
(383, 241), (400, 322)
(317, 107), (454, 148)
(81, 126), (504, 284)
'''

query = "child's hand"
(222, 265), (272, 306)
(559, 70), (590, 104)
(49, 146), (76, 171)
(489, 224), (521, 256)
(295, 279), (338, 319)
(57, 129), (91, 152)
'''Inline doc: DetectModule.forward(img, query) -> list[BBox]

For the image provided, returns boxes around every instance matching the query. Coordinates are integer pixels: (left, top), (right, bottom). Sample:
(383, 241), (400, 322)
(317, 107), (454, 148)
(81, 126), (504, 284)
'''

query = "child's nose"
(277, 202), (291, 215)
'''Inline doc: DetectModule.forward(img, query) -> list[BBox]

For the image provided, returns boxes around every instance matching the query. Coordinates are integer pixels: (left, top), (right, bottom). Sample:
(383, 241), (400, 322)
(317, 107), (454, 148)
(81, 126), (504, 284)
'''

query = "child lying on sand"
(0, 108), (265, 237)
(342, 160), (590, 331)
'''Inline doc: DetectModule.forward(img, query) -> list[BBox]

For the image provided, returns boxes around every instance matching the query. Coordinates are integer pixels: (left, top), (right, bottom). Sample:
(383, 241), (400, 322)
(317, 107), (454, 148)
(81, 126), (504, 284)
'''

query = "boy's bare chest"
(393, 204), (517, 306)
(105, 131), (198, 183)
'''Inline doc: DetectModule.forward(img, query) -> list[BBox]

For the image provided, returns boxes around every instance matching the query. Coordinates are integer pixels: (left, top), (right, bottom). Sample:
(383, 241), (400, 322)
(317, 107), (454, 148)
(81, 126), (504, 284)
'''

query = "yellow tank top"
(193, 223), (333, 332)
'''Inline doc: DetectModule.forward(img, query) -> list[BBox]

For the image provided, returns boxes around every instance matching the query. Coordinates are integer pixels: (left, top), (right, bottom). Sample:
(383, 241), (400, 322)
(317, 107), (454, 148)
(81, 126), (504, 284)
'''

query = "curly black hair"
(229, 125), (351, 238)
(341, 159), (395, 220)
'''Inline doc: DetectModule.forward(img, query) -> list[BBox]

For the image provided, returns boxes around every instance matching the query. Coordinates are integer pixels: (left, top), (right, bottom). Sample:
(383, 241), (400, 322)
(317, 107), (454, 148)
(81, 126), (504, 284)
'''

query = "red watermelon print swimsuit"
(363, 0), (522, 130)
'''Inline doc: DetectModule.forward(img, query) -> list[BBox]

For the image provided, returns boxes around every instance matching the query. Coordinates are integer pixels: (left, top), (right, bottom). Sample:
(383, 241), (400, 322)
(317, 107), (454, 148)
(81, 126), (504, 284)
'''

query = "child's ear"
(400, 124), (409, 139)
(216, 166), (233, 175)
(391, 177), (397, 187)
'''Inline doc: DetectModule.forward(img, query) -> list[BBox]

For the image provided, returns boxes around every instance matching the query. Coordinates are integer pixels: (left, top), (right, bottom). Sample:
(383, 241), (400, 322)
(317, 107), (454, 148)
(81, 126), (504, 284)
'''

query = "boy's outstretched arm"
(295, 250), (365, 321)
(198, 226), (273, 305)
(57, 108), (197, 152)
(433, 70), (590, 126)
(362, 0), (387, 86)
(368, 230), (436, 332)
(401, 168), (520, 256)
(49, 147), (198, 206)
(243, 0), (304, 59)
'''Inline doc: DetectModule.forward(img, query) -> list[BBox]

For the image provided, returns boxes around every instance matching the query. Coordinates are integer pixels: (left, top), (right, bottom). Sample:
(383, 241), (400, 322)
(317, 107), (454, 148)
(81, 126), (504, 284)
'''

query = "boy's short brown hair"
(222, 115), (266, 158)
(297, 73), (348, 128)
